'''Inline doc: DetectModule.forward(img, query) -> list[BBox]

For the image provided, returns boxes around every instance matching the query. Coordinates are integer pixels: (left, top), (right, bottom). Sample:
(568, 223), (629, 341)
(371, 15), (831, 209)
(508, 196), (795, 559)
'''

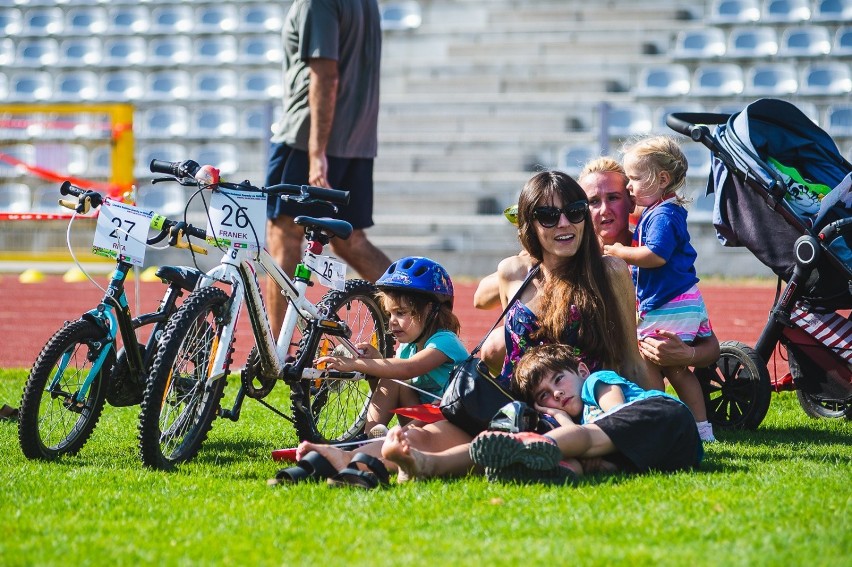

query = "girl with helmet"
(315, 256), (468, 435)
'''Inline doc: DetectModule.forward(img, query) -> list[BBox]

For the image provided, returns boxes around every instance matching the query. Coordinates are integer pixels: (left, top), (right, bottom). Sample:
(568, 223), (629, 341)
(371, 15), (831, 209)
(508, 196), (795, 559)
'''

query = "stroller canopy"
(710, 98), (852, 282)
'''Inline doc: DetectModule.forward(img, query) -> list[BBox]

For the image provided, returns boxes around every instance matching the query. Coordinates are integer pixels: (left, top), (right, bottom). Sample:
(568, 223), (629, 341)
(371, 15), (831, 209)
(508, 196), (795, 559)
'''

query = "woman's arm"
(639, 330), (721, 368)
(604, 256), (650, 388)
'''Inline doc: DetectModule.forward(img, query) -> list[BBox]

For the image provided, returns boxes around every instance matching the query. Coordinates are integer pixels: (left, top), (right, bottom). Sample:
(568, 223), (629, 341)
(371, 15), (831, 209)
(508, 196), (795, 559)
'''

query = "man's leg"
(266, 215), (305, 338)
(329, 229), (391, 282)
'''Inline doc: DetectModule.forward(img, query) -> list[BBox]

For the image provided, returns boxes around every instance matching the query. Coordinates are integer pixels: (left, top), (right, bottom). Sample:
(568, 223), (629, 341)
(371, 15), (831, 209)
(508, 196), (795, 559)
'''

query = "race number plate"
(206, 188), (266, 249)
(92, 199), (152, 266)
(304, 252), (346, 290)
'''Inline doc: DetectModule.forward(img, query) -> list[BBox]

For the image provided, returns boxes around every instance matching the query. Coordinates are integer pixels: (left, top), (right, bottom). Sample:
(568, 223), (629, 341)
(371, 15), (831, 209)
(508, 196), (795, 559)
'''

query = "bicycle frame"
(200, 242), (362, 386)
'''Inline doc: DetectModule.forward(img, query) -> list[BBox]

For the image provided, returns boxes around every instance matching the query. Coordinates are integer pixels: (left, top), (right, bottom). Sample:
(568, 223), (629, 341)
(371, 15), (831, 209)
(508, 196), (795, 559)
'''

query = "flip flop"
(327, 453), (390, 490)
(267, 451), (338, 486)
(469, 431), (562, 471)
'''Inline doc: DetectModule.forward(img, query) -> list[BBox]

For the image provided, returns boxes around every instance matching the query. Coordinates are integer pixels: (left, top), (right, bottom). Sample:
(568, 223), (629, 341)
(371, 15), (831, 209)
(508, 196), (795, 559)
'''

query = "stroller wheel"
(694, 340), (772, 430)
(788, 348), (852, 420)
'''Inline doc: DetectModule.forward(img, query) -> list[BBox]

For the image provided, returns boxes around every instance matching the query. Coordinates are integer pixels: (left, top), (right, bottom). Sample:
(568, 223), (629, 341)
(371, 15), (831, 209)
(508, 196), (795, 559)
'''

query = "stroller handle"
(666, 112), (730, 141)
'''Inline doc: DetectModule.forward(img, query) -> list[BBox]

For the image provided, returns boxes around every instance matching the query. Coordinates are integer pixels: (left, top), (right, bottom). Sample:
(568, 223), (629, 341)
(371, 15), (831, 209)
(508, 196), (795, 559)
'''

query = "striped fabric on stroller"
(667, 98), (852, 428)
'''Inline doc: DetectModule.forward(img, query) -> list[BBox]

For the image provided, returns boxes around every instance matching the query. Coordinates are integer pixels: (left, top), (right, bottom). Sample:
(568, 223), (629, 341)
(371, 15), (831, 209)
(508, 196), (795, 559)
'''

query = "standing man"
(266, 0), (392, 335)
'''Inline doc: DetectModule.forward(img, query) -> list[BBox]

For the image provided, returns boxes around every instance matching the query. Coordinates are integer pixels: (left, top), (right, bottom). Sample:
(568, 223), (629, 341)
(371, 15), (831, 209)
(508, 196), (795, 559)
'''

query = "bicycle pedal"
(62, 398), (86, 414)
(316, 318), (347, 334)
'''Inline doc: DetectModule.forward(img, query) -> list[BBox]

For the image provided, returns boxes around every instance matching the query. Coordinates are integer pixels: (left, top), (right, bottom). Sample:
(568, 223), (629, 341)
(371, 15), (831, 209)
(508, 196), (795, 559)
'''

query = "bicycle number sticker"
(92, 199), (152, 266)
(206, 188), (266, 249)
(304, 252), (346, 291)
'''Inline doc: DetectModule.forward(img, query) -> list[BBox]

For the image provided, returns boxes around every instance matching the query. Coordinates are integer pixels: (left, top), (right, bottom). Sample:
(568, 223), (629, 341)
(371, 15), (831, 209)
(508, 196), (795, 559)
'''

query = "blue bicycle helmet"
(376, 256), (454, 307)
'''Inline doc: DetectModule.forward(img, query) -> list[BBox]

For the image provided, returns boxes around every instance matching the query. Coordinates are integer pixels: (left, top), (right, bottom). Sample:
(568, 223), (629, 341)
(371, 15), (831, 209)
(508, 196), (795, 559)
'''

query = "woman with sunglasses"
(477, 170), (647, 390)
(292, 171), (647, 483)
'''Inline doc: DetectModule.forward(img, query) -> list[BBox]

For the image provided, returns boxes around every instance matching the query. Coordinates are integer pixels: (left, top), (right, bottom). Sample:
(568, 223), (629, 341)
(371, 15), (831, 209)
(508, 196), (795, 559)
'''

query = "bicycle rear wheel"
(293, 279), (392, 443)
(18, 320), (112, 460)
(138, 286), (229, 470)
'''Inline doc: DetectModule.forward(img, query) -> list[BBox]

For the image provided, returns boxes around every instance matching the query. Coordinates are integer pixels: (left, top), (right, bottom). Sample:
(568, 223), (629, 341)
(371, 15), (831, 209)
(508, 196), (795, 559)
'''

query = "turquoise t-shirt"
(397, 330), (469, 402)
(580, 370), (680, 424)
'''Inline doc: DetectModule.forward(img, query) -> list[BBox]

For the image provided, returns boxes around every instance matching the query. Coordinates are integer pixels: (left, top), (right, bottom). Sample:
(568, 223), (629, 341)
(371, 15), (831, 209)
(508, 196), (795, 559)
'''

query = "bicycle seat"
(294, 216), (353, 240)
(155, 265), (204, 291)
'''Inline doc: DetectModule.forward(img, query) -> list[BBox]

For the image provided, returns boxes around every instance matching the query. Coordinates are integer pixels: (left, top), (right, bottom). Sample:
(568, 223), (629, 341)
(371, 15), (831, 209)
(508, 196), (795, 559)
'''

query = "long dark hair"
(517, 170), (628, 370)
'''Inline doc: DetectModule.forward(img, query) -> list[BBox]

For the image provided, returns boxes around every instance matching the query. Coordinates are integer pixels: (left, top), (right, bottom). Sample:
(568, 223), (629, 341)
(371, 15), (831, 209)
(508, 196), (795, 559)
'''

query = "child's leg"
(547, 421), (617, 459)
(365, 379), (420, 434)
(641, 357), (666, 391)
(663, 366), (715, 442)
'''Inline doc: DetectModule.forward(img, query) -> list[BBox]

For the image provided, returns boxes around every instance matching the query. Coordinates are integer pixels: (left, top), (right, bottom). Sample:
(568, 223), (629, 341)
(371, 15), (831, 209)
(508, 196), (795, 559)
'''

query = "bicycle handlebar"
(149, 157), (350, 207)
(265, 182), (350, 206)
(149, 159), (202, 180)
(58, 181), (207, 253)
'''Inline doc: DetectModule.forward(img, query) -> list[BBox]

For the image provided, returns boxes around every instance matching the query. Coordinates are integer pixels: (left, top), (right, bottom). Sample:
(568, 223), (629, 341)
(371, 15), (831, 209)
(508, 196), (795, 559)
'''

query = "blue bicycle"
(18, 182), (207, 460)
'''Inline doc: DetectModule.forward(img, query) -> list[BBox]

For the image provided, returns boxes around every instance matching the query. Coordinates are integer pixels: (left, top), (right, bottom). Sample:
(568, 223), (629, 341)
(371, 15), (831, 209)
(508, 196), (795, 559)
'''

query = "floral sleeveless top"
(497, 300), (600, 390)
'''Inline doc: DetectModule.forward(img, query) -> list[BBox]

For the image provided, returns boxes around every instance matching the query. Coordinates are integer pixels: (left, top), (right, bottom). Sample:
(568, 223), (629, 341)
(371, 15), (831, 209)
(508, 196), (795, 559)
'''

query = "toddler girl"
(315, 256), (468, 435)
(603, 135), (716, 442)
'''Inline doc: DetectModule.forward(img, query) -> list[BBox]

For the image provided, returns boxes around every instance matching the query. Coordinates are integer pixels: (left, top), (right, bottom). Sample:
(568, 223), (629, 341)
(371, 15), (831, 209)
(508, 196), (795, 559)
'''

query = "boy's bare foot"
(381, 426), (430, 482)
(295, 441), (350, 471)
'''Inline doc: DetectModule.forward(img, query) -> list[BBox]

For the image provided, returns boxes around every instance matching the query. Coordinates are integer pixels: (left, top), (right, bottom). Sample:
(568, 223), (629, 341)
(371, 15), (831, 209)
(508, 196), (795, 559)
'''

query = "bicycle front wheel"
(18, 320), (112, 460)
(293, 279), (392, 443)
(138, 286), (229, 470)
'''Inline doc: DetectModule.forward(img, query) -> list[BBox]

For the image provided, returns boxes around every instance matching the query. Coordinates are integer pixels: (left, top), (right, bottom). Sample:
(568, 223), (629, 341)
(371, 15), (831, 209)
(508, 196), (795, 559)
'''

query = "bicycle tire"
(18, 320), (112, 460)
(293, 279), (392, 443)
(138, 286), (229, 470)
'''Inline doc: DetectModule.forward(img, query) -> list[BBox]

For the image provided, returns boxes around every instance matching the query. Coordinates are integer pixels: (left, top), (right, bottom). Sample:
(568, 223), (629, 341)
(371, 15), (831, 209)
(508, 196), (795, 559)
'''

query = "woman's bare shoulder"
(497, 252), (534, 282)
(602, 254), (630, 276)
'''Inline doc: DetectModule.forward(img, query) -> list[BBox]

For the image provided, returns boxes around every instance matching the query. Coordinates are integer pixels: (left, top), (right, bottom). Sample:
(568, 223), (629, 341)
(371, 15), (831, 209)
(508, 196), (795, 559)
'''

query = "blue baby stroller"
(667, 98), (852, 428)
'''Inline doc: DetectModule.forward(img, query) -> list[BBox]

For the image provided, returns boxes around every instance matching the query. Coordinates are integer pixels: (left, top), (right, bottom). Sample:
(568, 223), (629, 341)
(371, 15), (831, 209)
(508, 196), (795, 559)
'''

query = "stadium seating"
(21, 7), (64, 36)
(102, 37), (147, 67)
(673, 28), (727, 58)
(194, 5), (239, 33)
(799, 62), (852, 95)
(709, 0), (761, 23)
(834, 26), (852, 54)
(744, 62), (798, 95)
(556, 144), (600, 177)
(9, 72), (52, 102)
(606, 104), (653, 137)
(778, 26), (833, 56)
(812, 0), (852, 21)
(761, 0), (812, 22)
(380, 1), (423, 31)
(17, 38), (59, 67)
(146, 70), (193, 102)
(59, 38), (102, 67)
(691, 63), (745, 96)
(108, 6), (150, 34)
(826, 104), (852, 136)
(64, 6), (108, 35)
(54, 71), (100, 102)
(727, 26), (779, 58)
(635, 64), (691, 96)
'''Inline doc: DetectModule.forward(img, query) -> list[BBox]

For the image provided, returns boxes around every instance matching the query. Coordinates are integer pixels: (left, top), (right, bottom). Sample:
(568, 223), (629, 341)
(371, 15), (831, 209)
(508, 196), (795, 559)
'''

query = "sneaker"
(697, 421), (716, 443)
(486, 461), (578, 486)
(469, 431), (562, 471)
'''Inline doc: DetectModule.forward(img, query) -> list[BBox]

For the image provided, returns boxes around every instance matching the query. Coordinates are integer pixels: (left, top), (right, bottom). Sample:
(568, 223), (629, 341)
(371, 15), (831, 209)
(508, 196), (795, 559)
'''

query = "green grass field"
(1, 368), (849, 566)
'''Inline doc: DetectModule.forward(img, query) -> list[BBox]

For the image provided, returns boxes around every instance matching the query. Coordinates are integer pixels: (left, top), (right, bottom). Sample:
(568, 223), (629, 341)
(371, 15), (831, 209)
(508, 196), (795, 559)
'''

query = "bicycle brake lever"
(172, 229), (207, 255)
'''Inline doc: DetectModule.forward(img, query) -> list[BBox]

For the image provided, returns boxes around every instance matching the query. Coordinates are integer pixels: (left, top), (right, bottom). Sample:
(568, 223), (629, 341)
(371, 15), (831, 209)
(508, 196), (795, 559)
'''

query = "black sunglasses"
(532, 201), (589, 228)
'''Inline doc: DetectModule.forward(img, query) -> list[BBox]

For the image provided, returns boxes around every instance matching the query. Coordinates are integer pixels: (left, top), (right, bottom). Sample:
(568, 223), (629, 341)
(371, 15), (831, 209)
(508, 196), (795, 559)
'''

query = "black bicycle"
(18, 182), (208, 460)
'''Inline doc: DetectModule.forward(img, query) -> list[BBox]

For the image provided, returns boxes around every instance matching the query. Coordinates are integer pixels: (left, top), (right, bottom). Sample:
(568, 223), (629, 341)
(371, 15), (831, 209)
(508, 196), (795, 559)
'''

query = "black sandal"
(267, 451), (338, 486)
(327, 453), (390, 490)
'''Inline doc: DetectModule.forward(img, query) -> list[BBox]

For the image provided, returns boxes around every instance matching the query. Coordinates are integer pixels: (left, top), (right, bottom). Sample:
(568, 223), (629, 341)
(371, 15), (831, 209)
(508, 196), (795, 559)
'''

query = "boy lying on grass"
(469, 344), (704, 484)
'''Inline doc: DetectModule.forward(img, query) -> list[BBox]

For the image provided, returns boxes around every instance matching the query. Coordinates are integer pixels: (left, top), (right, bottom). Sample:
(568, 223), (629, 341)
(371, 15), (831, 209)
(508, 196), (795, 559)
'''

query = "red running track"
(0, 274), (787, 379)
